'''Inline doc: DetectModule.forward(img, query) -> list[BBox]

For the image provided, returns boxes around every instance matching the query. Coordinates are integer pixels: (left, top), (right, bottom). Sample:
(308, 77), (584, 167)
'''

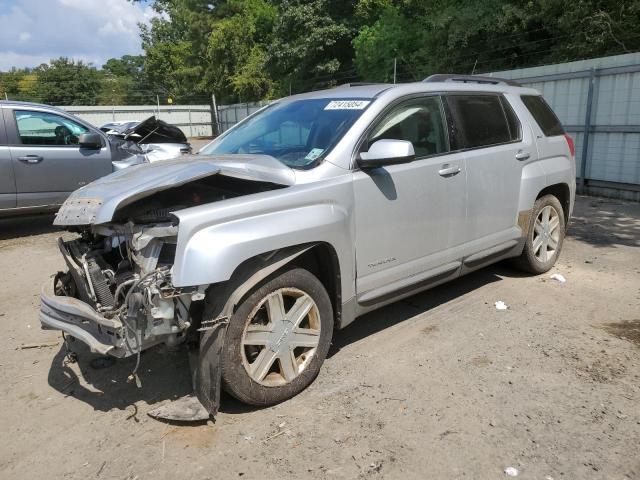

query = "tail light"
(564, 134), (575, 157)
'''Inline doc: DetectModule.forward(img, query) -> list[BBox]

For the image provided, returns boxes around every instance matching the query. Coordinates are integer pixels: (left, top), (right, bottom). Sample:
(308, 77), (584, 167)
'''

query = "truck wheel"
(514, 194), (566, 274)
(218, 268), (333, 406)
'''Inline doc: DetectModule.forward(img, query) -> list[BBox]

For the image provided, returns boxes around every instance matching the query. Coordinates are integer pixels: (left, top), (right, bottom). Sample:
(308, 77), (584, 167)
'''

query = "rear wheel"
(514, 194), (566, 274)
(220, 268), (333, 406)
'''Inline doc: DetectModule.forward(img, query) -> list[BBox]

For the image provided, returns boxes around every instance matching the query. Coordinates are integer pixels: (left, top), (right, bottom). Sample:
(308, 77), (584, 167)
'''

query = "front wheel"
(219, 268), (333, 406)
(513, 194), (566, 274)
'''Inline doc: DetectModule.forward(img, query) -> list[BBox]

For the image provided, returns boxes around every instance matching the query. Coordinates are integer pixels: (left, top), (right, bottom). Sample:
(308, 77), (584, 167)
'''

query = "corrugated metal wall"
(492, 53), (640, 199)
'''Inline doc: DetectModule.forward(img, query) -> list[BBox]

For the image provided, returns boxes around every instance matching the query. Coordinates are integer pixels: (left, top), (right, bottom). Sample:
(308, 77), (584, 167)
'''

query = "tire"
(513, 194), (566, 274)
(216, 268), (333, 406)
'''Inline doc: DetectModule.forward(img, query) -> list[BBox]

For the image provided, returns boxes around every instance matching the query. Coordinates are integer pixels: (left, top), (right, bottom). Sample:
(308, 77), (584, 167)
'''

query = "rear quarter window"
(444, 94), (516, 150)
(521, 95), (565, 136)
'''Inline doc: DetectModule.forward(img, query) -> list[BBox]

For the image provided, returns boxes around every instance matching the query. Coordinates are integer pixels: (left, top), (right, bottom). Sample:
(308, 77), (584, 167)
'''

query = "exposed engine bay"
(54, 223), (190, 357)
(47, 174), (285, 358)
(39, 154), (296, 419)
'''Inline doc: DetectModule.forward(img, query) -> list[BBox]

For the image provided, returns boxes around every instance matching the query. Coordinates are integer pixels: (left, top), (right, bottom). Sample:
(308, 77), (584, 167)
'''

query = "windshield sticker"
(304, 148), (325, 161)
(324, 100), (371, 110)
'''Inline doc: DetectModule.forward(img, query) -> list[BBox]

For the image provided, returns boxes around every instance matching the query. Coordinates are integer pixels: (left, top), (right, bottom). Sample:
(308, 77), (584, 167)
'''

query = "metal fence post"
(210, 93), (220, 137)
(580, 67), (596, 188)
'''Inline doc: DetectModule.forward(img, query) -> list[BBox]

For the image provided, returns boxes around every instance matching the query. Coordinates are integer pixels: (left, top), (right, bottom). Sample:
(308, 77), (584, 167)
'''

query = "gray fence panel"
(62, 105), (214, 138)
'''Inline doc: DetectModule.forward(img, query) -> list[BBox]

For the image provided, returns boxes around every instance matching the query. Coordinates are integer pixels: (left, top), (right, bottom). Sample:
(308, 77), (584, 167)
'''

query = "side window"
(367, 96), (449, 158)
(14, 110), (89, 146)
(444, 94), (513, 149)
(521, 95), (565, 137)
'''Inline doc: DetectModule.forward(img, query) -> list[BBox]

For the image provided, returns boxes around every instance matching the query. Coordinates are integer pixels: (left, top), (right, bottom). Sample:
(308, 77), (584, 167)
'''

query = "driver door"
(5, 107), (112, 208)
(352, 95), (467, 304)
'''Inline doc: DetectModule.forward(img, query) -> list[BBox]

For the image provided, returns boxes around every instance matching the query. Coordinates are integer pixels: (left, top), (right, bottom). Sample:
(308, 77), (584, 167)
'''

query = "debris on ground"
(550, 273), (567, 283)
(504, 466), (519, 476)
(147, 396), (210, 422)
(18, 341), (59, 349)
(495, 301), (508, 310)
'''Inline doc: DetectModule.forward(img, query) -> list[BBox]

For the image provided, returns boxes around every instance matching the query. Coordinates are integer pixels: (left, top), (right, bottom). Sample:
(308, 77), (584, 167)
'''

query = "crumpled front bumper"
(39, 282), (126, 357)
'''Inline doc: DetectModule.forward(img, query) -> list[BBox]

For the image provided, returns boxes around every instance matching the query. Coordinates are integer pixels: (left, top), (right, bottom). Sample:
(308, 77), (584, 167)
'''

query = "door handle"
(438, 165), (461, 177)
(17, 155), (43, 164)
(515, 151), (531, 161)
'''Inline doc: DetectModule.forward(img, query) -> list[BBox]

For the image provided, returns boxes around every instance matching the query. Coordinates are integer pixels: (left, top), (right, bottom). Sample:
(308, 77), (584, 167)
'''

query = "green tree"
(33, 58), (102, 105)
(100, 55), (152, 104)
(0, 68), (40, 102)
(266, 0), (357, 94)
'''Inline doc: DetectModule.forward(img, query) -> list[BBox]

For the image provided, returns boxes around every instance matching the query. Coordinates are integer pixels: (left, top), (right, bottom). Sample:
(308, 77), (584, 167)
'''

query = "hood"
(105, 116), (188, 144)
(54, 154), (296, 226)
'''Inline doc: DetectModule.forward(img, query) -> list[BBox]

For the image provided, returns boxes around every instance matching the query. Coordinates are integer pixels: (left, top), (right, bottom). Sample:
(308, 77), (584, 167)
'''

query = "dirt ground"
(0, 195), (639, 480)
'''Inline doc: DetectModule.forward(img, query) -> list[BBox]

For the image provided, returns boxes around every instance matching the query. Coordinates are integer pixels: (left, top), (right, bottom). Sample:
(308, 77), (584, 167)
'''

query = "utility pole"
(210, 93), (220, 137)
(156, 94), (160, 118)
(393, 57), (397, 84)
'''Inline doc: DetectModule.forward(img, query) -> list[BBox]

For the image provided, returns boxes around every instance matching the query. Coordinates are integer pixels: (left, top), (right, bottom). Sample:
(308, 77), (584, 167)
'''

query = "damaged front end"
(40, 154), (295, 420)
(41, 222), (194, 359)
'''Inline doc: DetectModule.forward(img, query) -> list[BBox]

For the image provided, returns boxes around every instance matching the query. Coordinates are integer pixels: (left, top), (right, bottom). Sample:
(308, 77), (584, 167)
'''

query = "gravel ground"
(0, 195), (639, 480)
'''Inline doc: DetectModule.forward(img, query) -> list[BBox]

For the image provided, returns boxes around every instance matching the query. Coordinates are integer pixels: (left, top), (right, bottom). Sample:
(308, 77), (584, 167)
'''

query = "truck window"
(521, 95), (565, 136)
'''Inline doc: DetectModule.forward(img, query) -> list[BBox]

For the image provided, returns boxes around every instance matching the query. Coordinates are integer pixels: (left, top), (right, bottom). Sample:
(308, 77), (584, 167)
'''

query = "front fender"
(171, 202), (352, 291)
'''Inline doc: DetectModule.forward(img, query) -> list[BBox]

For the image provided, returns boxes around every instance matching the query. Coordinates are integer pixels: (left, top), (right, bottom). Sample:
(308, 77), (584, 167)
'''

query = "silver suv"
(40, 75), (575, 419)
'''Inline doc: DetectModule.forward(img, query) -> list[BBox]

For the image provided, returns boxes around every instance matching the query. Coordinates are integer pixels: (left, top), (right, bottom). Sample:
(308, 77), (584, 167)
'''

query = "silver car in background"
(39, 75), (575, 421)
(0, 102), (192, 217)
(100, 116), (192, 163)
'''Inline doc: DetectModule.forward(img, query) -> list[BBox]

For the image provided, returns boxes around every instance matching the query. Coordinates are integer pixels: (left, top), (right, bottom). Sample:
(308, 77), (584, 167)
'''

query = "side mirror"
(357, 139), (415, 169)
(79, 132), (103, 149)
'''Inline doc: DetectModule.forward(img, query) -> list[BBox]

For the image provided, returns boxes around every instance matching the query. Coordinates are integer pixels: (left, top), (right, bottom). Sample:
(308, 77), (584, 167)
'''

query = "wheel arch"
(199, 242), (343, 328)
(536, 183), (570, 225)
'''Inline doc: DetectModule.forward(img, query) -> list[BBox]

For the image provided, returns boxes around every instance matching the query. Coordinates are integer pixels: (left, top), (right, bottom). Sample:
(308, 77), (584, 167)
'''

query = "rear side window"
(444, 94), (517, 150)
(521, 95), (565, 136)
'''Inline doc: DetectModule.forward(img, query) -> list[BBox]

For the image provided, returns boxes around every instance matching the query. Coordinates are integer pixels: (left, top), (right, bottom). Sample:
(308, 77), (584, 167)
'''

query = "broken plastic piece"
(550, 273), (566, 283)
(147, 395), (211, 422)
(504, 466), (519, 476)
(495, 301), (508, 310)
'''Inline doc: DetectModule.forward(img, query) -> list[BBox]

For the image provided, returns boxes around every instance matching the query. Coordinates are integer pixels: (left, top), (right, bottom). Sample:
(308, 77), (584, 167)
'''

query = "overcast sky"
(0, 0), (158, 71)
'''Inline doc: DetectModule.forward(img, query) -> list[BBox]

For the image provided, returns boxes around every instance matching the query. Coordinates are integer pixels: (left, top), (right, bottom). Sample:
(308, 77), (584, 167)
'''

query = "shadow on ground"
(47, 343), (193, 416)
(328, 263), (520, 357)
(0, 214), (59, 241)
(568, 197), (640, 248)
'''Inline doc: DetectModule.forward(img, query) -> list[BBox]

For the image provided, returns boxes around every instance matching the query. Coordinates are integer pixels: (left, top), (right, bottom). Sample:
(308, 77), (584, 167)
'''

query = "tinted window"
(14, 110), (88, 146)
(521, 95), (564, 136)
(201, 98), (371, 169)
(444, 94), (513, 149)
(367, 96), (449, 157)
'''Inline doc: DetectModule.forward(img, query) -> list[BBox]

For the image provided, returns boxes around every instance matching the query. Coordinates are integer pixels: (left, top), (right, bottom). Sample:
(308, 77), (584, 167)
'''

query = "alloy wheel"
(241, 288), (321, 386)
(532, 205), (561, 263)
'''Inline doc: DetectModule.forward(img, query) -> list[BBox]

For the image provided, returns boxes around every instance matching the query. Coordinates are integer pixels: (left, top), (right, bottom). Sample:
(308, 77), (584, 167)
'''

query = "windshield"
(200, 98), (372, 168)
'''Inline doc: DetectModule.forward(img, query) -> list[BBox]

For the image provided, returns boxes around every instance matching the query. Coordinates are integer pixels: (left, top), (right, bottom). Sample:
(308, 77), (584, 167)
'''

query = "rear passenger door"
(5, 107), (112, 208)
(0, 107), (17, 210)
(443, 93), (530, 255)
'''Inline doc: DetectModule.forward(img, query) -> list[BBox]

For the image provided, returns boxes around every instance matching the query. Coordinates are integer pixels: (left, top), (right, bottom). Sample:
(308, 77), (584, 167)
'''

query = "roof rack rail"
(423, 74), (521, 87)
(335, 82), (381, 88)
